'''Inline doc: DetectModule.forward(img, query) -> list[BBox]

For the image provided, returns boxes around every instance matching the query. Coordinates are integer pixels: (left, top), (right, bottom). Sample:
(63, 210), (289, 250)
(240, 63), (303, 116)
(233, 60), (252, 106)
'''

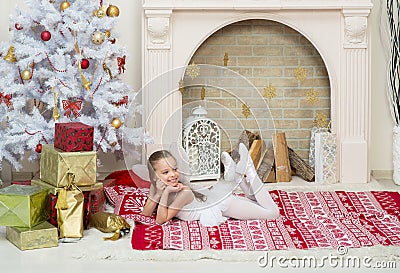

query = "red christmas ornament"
(117, 55), (126, 74)
(80, 58), (90, 69)
(41, 30), (51, 41)
(35, 143), (42, 153)
(15, 23), (23, 30)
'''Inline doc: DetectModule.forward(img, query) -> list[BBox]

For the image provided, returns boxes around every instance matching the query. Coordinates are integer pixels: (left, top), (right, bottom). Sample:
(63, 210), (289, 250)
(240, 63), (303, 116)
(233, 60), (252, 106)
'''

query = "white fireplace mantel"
(142, 0), (373, 183)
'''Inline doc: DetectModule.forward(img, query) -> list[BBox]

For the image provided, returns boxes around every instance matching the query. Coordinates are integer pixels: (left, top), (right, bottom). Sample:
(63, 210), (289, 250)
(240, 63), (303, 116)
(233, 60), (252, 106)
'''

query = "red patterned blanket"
(111, 187), (400, 251)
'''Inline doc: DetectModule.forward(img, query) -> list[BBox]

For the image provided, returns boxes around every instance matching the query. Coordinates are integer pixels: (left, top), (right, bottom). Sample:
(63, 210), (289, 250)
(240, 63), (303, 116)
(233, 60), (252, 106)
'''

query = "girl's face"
(152, 156), (180, 187)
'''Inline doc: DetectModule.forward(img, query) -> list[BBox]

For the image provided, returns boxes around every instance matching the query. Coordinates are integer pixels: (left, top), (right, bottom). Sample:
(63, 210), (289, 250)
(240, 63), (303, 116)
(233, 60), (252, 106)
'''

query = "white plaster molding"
(143, 0), (373, 10)
(344, 16), (367, 48)
(142, 0), (373, 183)
(147, 17), (170, 48)
(145, 10), (172, 50)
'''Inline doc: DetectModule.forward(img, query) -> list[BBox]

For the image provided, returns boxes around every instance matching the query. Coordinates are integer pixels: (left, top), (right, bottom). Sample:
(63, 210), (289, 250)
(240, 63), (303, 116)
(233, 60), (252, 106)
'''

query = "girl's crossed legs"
(222, 194), (279, 220)
(220, 145), (280, 220)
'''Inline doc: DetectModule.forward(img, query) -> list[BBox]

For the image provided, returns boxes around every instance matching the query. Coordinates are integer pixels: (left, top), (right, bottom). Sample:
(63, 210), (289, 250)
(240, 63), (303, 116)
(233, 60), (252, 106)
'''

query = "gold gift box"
(31, 179), (103, 195)
(40, 144), (97, 187)
(0, 185), (49, 228)
(6, 221), (58, 250)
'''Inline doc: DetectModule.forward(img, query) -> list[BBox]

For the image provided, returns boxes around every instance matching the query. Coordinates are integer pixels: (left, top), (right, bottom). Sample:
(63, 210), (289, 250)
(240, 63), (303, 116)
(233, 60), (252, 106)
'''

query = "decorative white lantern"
(182, 106), (221, 180)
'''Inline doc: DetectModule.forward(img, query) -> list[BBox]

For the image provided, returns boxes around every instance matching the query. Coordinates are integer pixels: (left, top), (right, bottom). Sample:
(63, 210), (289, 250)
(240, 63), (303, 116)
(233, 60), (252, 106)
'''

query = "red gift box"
(47, 180), (114, 229)
(11, 180), (31, 186)
(54, 122), (94, 152)
(88, 179), (116, 214)
(49, 191), (91, 229)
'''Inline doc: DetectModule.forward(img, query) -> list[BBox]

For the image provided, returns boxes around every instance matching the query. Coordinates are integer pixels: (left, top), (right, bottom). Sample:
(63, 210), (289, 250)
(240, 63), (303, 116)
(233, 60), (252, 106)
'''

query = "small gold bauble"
(91, 31), (105, 45)
(60, 1), (70, 11)
(106, 4), (120, 17)
(21, 69), (32, 80)
(105, 30), (111, 38)
(95, 7), (106, 18)
(111, 118), (122, 129)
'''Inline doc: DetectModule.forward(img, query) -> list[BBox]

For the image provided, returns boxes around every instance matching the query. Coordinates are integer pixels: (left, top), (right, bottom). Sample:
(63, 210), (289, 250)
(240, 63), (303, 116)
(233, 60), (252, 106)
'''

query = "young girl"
(142, 143), (280, 226)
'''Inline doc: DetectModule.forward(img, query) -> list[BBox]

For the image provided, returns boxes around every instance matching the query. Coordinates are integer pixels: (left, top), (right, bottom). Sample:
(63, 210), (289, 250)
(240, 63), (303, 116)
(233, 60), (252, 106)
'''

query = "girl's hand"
(165, 183), (185, 193)
(155, 179), (166, 194)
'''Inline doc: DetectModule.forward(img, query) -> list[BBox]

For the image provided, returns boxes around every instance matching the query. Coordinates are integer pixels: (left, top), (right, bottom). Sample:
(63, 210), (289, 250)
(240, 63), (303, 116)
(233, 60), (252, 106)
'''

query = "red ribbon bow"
(113, 96), (128, 107)
(62, 99), (82, 118)
(0, 92), (13, 108)
(117, 55), (126, 74)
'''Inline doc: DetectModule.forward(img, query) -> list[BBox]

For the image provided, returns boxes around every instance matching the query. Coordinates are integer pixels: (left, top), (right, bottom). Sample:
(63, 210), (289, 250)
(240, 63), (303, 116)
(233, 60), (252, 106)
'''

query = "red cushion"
(105, 170), (151, 188)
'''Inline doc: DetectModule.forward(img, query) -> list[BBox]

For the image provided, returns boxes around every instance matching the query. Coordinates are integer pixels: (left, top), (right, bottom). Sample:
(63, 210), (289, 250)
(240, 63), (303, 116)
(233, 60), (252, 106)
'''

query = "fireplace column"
(340, 10), (371, 183)
(143, 9), (182, 154)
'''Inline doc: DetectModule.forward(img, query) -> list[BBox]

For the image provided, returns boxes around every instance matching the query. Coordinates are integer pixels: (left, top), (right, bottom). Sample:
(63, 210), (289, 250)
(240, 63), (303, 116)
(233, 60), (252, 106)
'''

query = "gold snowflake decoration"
(263, 84), (277, 99)
(294, 66), (307, 82)
(306, 88), (319, 105)
(314, 112), (329, 128)
(200, 87), (206, 100)
(185, 62), (200, 80)
(242, 103), (251, 118)
(179, 79), (184, 94)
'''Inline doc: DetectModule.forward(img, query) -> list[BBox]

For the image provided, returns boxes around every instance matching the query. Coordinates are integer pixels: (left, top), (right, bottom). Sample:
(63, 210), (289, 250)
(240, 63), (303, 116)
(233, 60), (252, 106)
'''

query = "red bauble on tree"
(41, 30), (51, 41)
(35, 143), (42, 153)
(15, 23), (23, 30)
(80, 58), (90, 69)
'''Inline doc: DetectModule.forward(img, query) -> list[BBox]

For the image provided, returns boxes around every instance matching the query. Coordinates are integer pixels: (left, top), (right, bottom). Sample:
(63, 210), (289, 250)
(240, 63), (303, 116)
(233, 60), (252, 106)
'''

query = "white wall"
(370, 0), (394, 173)
(0, 0), (394, 176)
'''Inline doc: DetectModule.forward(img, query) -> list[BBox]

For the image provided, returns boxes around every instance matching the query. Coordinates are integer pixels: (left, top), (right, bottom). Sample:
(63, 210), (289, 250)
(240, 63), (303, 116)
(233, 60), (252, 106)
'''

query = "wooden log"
(249, 139), (263, 169)
(257, 141), (276, 183)
(230, 130), (260, 162)
(288, 147), (315, 182)
(264, 166), (276, 183)
(272, 132), (292, 182)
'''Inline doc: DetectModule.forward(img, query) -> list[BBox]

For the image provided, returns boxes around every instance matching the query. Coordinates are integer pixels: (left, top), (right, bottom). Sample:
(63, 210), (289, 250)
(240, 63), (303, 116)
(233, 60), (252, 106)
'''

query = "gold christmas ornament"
(78, 63), (92, 91)
(185, 62), (200, 80)
(306, 88), (320, 105)
(3, 46), (17, 62)
(200, 87), (206, 100)
(242, 103), (251, 118)
(91, 31), (105, 45)
(106, 4), (120, 17)
(111, 118), (122, 129)
(105, 30), (111, 38)
(60, 0), (70, 11)
(52, 87), (60, 121)
(109, 141), (117, 147)
(223, 52), (229, 66)
(294, 66), (307, 82)
(103, 63), (113, 79)
(314, 112), (330, 128)
(21, 69), (32, 80)
(94, 6), (107, 18)
(263, 83), (277, 99)
(179, 79), (184, 94)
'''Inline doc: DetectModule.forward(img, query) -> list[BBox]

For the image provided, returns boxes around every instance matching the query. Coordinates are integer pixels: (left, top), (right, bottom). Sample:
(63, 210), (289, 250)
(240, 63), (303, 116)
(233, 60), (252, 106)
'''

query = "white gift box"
(314, 131), (337, 184)
(309, 126), (329, 168)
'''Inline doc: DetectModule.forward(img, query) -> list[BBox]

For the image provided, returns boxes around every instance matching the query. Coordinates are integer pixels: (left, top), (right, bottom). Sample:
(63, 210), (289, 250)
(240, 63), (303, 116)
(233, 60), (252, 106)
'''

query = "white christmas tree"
(0, 0), (148, 170)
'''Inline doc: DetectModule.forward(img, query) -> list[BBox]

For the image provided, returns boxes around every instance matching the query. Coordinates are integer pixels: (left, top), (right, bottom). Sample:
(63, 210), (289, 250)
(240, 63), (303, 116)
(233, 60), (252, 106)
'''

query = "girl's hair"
(147, 150), (206, 202)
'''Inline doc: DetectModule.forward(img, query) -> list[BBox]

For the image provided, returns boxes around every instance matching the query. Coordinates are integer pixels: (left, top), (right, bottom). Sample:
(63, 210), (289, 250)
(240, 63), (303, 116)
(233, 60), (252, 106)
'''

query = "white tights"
(222, 195), (280, 220)
(221, 145), (280, 220)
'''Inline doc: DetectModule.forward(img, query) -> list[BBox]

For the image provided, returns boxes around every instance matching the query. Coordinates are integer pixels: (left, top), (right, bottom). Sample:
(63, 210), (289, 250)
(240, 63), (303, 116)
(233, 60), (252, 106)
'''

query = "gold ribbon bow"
(55, 173), (79, 210)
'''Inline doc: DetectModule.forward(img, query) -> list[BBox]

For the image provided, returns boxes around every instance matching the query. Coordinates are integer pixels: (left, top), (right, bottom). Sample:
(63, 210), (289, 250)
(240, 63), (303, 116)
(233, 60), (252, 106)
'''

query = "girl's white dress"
(175, 179), (236, 226)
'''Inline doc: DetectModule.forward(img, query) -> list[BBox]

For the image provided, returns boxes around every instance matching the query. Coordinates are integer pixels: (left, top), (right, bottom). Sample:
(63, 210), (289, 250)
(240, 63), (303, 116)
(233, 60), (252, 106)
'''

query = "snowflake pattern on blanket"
(116, 188), (400, 251)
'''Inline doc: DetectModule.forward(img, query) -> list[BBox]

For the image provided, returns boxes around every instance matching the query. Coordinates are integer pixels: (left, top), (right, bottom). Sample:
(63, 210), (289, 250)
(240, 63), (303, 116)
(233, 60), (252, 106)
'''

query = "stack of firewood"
(228, 130), (315, 183)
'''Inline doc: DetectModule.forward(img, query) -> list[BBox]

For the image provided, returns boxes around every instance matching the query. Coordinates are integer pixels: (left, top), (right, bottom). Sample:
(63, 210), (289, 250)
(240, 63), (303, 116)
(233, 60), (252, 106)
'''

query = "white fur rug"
(61, 226), (400, 263)
(1, 177), (399, 264)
